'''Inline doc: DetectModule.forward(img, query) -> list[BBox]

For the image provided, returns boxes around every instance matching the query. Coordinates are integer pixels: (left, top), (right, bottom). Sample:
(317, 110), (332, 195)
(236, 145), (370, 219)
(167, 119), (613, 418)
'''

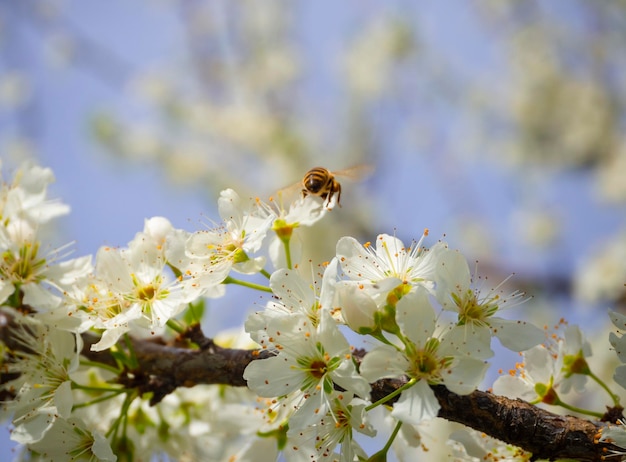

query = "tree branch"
(368, 375), (620, 461)
(80, 323), (273, 405)
(433, 385), (613, 461)
(1, 313), (622, 461)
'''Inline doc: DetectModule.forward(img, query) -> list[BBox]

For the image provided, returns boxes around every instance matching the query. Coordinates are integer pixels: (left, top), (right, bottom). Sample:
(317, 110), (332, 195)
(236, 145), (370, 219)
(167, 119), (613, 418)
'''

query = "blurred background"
(2, 0), (626, 459)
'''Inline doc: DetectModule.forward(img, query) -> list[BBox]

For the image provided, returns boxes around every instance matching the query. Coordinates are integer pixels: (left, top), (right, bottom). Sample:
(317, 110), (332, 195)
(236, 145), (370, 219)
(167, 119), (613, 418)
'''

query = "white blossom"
(185, 189), (274, 280)
(245, 264), (337, 348)
(244, 310), (370, 430)
(1, 321), (82, 444)
(360, 287), (488, 425)
(265, 194), (328, 270)
(284, 391), (375, 462)
(61, 218), (202, 351)
(26, 417), (116, 461)
(492, 324), (590, 402)
(336, 232), (444, 298)
(434, 247), (544, 354)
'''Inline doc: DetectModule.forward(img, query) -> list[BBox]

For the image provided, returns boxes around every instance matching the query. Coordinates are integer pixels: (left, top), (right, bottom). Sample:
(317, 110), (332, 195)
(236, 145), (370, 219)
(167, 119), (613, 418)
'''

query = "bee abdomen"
(303, 167), (332, 193)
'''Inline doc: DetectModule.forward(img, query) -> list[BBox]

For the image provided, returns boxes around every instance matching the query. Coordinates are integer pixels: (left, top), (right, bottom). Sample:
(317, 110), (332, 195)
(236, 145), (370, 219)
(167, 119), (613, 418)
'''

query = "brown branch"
(80, 323), (273, 405)
(78, 323), (626, 460)
(433, 385), (614, 462)
(369, 377), (621, 461)
(1, 312), (623, 461)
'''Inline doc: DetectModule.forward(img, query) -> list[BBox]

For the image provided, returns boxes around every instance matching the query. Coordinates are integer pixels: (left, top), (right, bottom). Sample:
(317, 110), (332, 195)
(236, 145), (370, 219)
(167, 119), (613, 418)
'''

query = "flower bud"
(337, 283), (378, 334)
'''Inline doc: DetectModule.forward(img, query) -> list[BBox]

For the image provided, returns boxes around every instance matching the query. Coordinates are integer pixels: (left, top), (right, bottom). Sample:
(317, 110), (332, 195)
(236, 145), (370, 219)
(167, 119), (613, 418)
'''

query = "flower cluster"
(493, 323), (590, 404)
(3, 160), (621, 461)
(0, 162), (333, 460)
(0, 161), (91, 313)
(491, 318), (626, 428)
(242, 230), (548, 459)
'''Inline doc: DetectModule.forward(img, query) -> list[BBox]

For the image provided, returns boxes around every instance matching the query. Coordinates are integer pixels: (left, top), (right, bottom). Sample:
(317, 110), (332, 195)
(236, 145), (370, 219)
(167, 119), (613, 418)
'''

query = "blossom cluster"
(0, 160), (621, 461)
(493, 322), (592, 405)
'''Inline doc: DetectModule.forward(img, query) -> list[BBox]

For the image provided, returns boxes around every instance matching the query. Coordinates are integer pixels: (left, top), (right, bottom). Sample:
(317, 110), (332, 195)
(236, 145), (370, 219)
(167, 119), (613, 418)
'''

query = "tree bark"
(1, 314), (622, 461)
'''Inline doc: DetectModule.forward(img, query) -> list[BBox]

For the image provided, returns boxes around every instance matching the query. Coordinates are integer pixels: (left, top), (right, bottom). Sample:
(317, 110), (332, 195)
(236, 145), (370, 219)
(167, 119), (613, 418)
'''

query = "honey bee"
(290, 165), (373, 209)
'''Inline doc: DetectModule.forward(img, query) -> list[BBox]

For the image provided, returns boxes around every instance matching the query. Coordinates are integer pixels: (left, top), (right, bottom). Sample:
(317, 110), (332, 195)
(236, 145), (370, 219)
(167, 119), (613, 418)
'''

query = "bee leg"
(323, 191), (333, 209)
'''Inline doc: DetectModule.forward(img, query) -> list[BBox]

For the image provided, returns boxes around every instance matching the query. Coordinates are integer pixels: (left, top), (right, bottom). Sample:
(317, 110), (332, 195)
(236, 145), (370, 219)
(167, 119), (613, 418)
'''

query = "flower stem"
(106, 390), (137, 439)
(166, 318), (185, 334)
(367, 419), (403, 461)
(366, 377), (417, 412)
(72, 388), (127, 410)
(283, 240), (293, 270)
(370, 331), (396, 348)
(589, 370), (621, 406)
(556, 398), (604, 418)
(71, 381), (124, 394)
(79, 359), (121, 375)
(223, 275), (272, 292)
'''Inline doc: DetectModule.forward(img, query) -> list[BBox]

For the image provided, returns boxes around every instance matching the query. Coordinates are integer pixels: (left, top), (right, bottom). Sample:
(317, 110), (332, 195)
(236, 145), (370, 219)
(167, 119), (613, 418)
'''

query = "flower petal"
(391, 380), (440, 425)
(490, 317), (545, 352)
(396, 288), (436, 347)
(360, 345), (409, 382)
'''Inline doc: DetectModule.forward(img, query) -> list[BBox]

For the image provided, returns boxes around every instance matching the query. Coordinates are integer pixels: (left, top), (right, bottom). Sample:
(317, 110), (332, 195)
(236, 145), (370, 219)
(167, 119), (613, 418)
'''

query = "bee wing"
(274, 179), (304, 203)
(332, 164), (375, 182)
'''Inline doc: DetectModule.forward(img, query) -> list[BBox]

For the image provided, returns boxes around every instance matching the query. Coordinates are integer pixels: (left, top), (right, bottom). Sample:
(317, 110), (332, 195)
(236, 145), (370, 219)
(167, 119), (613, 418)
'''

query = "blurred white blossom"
(574, 231), (626, 304)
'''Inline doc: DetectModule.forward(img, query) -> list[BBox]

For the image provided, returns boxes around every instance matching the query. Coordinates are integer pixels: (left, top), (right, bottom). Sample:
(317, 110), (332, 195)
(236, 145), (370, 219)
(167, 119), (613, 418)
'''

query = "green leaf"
(182, 298), (206, 325)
